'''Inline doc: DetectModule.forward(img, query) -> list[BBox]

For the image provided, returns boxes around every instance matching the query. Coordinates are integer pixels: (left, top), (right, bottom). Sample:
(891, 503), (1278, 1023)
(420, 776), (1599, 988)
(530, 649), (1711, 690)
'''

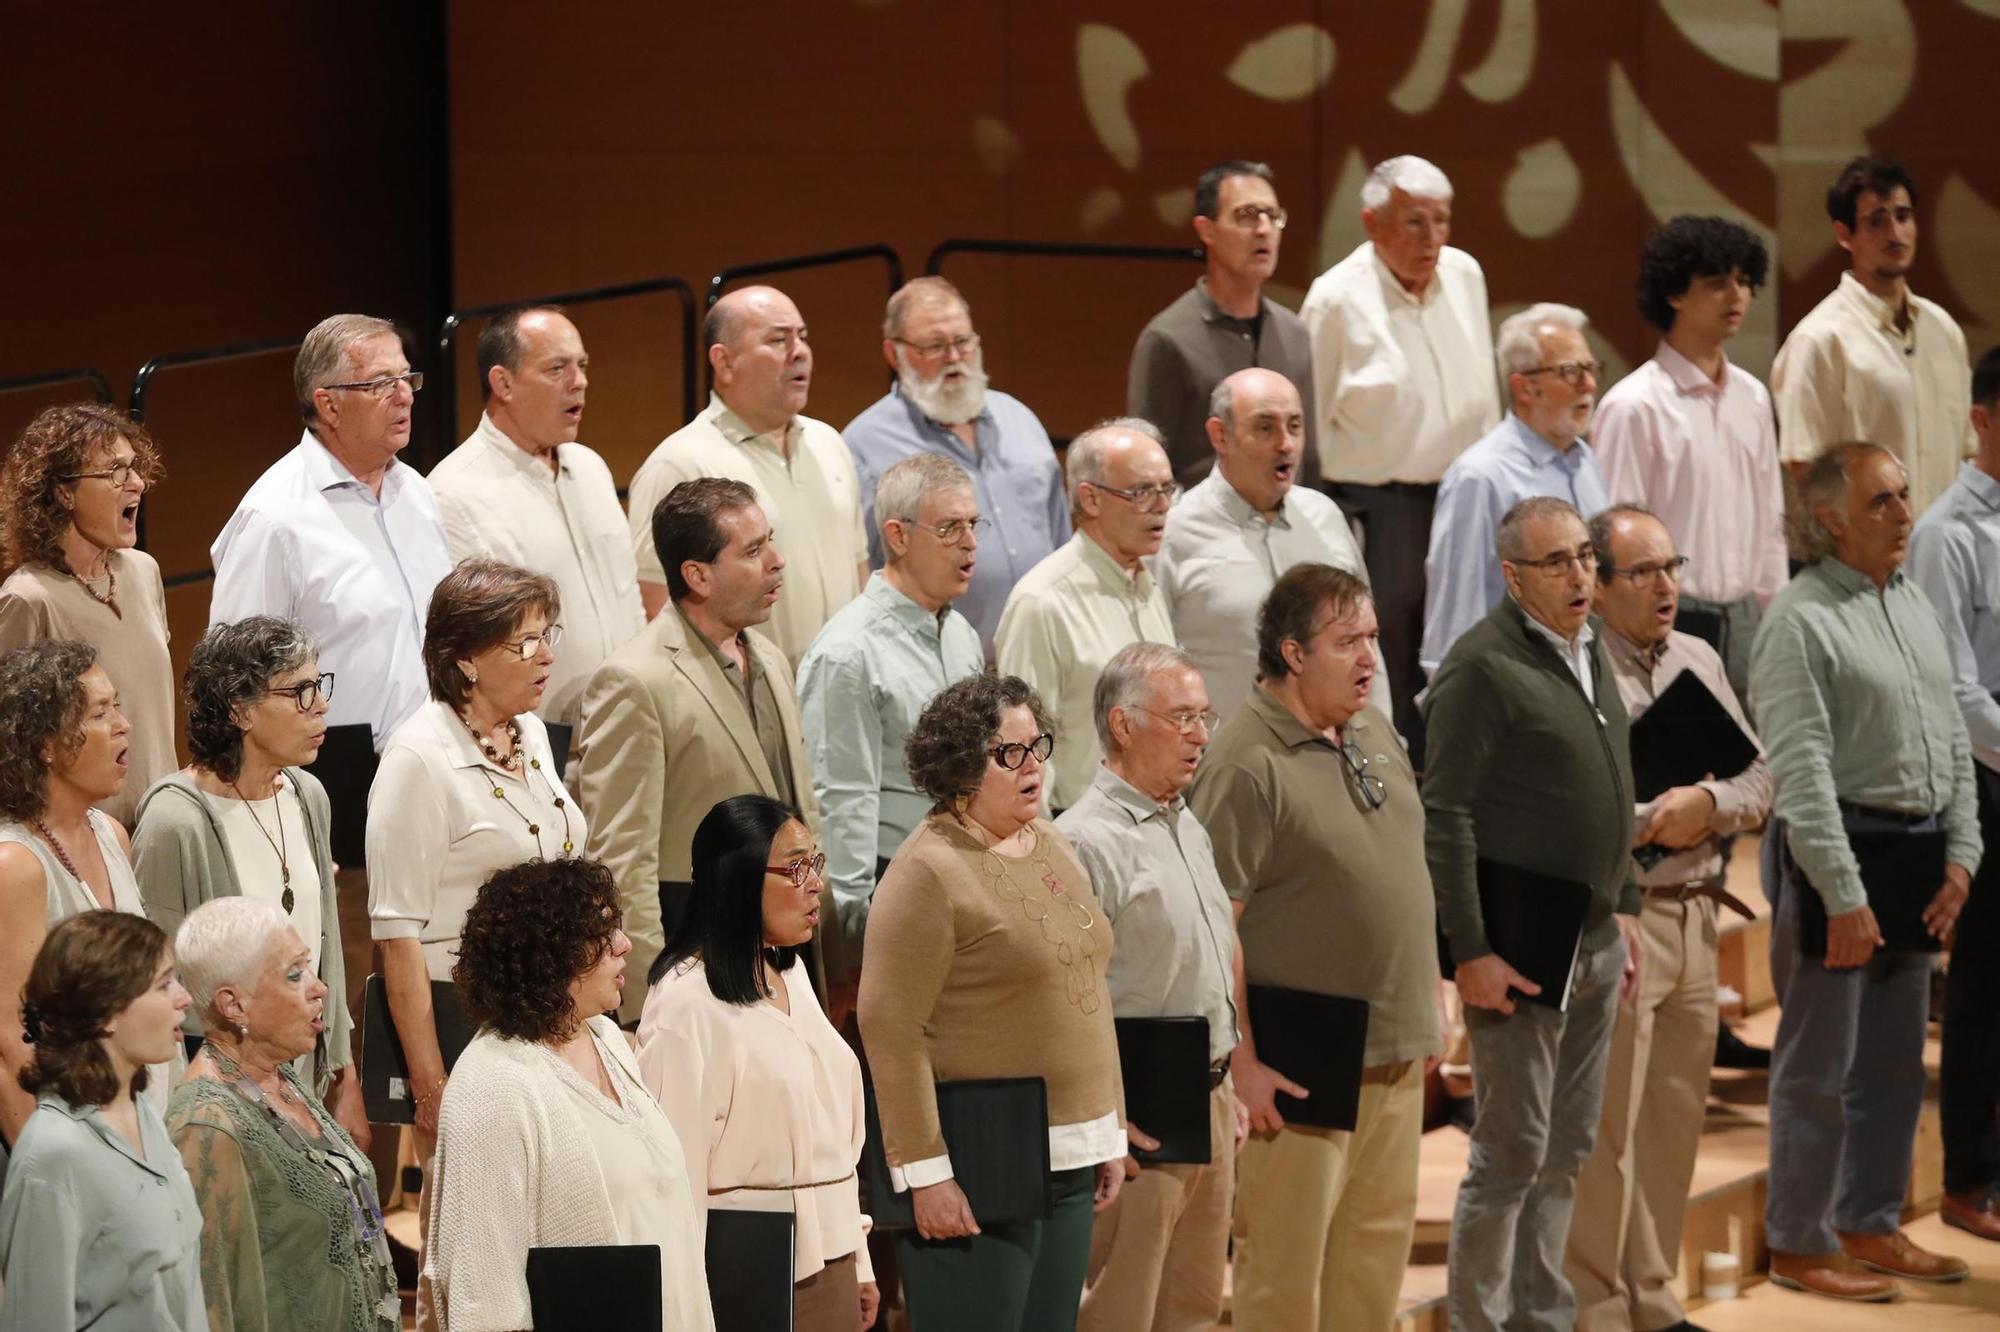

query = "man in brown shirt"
(1565, 504), (1772, 1331)
(1189, 562), (1440, 1330)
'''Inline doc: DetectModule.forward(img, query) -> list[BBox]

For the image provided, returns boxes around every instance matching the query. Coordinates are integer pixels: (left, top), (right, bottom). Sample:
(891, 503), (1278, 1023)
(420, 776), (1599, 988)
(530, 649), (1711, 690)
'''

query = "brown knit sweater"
(858, 813), (1124, 1167)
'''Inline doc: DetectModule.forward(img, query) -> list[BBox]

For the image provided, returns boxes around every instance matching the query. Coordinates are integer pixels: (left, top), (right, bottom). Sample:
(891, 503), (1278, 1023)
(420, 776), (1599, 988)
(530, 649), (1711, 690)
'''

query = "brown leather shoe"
(1768, 1249), (1900, 1302)
(1941, 1191), (2000, 1241)
(1838, 1228), (1971, 1283)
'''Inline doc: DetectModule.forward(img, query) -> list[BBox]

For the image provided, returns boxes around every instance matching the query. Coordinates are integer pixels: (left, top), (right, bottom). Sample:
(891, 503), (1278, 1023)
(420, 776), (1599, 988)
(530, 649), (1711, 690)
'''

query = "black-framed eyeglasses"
(1518, 360), (1604, 387)
(911, 516), (989, 546)
(1509, 546), (1599, 577)
(893, 333), (981, 360)
(1337, 739), (1387, 811)
(265, 672), (335, 712)
(764, 851), (827, 888)
(500, 624), (563, 660)
(1602, 555), (1689, 585)
(1226, 203), (1288, 230)
(1087, 480), (1181, 512)
(323, 371), (424, 398)
(1132, 705), (1220, 737)
(61, 459), (144, 487)
(990, 732), (1055, 770)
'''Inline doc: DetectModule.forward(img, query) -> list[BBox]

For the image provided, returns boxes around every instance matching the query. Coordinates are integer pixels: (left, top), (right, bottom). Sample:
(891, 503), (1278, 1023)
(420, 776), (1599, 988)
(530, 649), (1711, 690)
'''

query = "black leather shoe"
(1650, 1322), (1712, 1331)
(1715, 1022), (1770, 1069)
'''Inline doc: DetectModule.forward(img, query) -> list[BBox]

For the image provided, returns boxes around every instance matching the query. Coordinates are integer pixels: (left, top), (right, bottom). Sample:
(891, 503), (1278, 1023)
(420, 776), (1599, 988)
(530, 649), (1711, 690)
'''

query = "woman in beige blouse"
(0, 403), (174, 829)
(858, 673), (1127, 1332)
(639, 794), (880, 1332)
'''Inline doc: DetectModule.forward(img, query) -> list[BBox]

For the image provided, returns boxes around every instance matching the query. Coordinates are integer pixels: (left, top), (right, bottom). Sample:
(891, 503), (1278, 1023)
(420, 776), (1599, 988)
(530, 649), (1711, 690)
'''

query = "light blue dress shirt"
(1420, 413), (1611, 672)
(796, 573), (983, 968)
(842, 386), (1070, 655)
(1910, 461), (2000, 773)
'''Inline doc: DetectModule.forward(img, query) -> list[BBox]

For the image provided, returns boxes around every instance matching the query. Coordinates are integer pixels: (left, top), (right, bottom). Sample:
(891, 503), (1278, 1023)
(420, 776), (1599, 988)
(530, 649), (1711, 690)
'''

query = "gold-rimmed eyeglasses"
(62, 459), (144, 488)
(1132, 705), (1219, 737)
(500, 624), (563, 660)
(324, 371), (424, 398)
(1088, 480), (1180, 512)
(1602, 555), (1689, 585)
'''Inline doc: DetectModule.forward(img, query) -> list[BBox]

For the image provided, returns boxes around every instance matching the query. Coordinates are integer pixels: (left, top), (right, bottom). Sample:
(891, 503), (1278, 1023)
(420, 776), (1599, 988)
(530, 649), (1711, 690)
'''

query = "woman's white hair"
(1360, 155), (1453, 211)
(176, 896), (292, 1018)
(1495, 302), (1590, 378)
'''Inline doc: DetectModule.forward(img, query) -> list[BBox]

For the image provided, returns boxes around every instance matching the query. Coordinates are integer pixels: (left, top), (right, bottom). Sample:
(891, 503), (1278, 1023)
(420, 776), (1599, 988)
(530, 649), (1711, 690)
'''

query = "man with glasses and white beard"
(843, 276), (1070, 656)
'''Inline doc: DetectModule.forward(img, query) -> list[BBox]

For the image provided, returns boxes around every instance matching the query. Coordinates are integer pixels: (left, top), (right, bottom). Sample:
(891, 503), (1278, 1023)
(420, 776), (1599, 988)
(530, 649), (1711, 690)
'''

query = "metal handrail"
(128, 336), (302, 423)
(703, 244), (904, 398)
(435, 275), (701, 443)
(925, 237), (1203, 275)
(0, 367), (114, 405)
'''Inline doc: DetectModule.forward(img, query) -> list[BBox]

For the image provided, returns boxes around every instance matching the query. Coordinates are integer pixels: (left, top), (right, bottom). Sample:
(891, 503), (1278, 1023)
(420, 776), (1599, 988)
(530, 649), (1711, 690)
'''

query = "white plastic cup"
(1702, 1250), (1740, 1300)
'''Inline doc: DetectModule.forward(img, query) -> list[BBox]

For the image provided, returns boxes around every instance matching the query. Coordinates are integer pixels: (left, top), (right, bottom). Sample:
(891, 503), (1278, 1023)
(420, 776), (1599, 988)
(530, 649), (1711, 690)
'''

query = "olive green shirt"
(675, 604), (800, 815)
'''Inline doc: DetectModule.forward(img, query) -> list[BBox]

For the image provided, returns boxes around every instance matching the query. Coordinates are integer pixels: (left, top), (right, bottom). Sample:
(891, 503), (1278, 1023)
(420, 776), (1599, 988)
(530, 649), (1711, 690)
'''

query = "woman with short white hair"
(168, 896), (398, 1332)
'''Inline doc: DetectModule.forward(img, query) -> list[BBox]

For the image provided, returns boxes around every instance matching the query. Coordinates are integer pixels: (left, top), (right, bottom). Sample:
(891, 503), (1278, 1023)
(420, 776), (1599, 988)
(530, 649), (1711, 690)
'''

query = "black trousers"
(1328, 480), (1435, 743)
(1942, 764), (2000, 1194)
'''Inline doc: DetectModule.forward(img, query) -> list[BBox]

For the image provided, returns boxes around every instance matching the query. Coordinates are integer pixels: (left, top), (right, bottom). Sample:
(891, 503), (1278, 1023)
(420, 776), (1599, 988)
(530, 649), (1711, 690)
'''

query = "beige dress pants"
(1566, 894), (1718, 1331)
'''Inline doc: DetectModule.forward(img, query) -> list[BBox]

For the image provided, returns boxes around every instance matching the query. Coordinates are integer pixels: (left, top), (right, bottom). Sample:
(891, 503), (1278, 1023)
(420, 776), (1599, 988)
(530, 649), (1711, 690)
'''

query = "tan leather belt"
(1646, 880), (1756, 921)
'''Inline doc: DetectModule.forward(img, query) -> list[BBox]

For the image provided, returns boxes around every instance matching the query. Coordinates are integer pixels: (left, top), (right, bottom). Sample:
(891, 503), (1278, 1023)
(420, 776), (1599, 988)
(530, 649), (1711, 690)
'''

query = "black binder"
(1438, 859), (1594, 1011)
(862, 1077), (1052, 1230)
(543, 721), (573, 778)
(360, 975), (478, 1124)
(1628, 669), (1759, 802)
(302, 721), (378, 869)
(1242, 986), (1370, 1130)
(1114, 1017), (1212, 1164)
(1673, 605), (1725, 654)
(526, 1244), (662, 1330)
(705, 1209), (795, 1332)
(1797, 828), (1949, 958)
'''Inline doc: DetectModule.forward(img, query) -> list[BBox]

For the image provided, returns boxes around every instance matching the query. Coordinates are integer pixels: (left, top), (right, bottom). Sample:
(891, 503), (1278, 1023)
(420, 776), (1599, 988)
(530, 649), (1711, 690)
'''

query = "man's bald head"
(1207, 368), (1306, 514)
(707, 285), (812, 433)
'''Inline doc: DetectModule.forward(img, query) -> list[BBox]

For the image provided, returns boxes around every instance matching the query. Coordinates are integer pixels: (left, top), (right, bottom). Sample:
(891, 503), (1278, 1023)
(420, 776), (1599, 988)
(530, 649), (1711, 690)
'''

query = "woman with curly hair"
(0, 403), (173, 829)
(858, 672), (1126, 1331)
(131, 616), (364, 1142)
(0, 639), (176, 1163)
(0, 910), (203, 1331)
(426, 857), (712, 1332)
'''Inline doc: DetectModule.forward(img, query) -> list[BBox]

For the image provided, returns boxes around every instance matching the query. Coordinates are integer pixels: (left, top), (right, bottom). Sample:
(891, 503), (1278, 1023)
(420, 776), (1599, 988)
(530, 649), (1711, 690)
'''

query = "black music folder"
(863, 1077), (1051, 1230)
(303, 721), (378, 869)
(1438, 859), (1594, 1011)
(1673, 605), (1725, 655)
(1797, 829), (1949, 958)
(361, 975), (478, 1124)
(705, 1209), (795, 1332)
(1115, 1016), (1212, 1164)
(527, 1244), (662, 1330)
(543, 721), (573, 778)
(1628, 668), (1759, 802)
(1242, 986), (1370, 1131)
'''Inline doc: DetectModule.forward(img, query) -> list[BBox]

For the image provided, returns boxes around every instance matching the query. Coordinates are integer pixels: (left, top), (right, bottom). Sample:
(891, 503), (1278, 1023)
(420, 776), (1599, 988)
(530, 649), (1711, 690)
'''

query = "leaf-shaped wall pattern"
(1224, 23), (1336, 102)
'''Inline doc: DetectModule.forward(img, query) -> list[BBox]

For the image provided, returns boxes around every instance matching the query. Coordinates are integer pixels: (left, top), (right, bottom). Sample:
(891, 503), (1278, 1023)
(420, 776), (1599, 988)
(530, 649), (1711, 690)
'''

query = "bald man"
(627, 284), (869, 665)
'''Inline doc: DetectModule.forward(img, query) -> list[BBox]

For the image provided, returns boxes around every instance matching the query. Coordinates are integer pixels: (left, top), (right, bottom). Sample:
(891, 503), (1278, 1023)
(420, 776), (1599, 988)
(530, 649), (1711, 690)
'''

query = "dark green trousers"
(896, 1165), (1097, 1330)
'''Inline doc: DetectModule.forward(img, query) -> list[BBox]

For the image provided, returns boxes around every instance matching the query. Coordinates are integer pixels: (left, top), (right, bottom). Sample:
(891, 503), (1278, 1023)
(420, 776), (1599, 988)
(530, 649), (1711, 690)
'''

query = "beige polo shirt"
(1187, 688), (1441, 1067)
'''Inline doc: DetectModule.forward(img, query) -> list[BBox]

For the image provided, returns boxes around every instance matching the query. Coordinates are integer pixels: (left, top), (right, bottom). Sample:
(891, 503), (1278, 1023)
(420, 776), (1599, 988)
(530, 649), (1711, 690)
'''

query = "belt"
(1838, 800), (1937, 828)
(1646, 879), (1756, 921)
(1207, 1059), (1231, 1089)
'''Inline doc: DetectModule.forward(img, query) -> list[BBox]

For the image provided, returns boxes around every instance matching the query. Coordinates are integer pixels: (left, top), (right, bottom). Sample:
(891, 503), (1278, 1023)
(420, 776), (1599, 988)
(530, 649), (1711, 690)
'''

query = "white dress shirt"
(428, 414), (645, 730)
(1595, 341), (1787, 608)
(1910, 462), (2000, 773)
(1155, 471), (1390, 720)
(1773, 271), (1975, 515)
(1520, 606), (1598, 705)
(209, 433), (452, 750)
(1300, 242), (1501, 484)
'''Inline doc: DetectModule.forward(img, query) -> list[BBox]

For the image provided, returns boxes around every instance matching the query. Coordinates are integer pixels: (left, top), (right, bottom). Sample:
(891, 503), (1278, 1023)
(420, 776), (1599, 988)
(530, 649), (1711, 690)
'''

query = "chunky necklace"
(73, 560), (119, 615)
(958, 820), (1101, 1013)
(229, 777), (294, 913)
(487, 743), (575, 858)
(464, 714), (524, 771)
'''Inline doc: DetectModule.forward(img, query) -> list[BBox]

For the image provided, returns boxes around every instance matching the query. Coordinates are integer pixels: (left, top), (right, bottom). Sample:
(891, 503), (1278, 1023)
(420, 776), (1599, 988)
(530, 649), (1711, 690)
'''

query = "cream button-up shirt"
(428, 414), (644, 731)
(1300, 242), (1501, 485)
(995, 532), (1176, 810)
(627, 396), (868, 667)
(1772, 271), (1975, 515)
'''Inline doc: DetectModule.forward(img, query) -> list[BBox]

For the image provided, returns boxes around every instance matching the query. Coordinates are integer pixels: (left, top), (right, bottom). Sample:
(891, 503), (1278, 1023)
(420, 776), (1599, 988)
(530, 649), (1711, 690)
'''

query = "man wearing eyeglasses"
(1301, 155), (1500, 735)
(1129, 160), (1320, 490)
(797, 454), (984, 1013)
(996, 418), (1178, 813)
(1422, 495), (1643, 1332)
(1421, 303), (1612, 687)
(1566, 504), (1772, 1332)
(843, 277), (1070, 657)
(1189, 563), (1440, 1329)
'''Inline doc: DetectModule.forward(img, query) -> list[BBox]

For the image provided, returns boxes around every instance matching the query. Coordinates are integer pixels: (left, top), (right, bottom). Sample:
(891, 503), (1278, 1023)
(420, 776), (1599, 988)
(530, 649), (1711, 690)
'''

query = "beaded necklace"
(485, 738), (575, 857)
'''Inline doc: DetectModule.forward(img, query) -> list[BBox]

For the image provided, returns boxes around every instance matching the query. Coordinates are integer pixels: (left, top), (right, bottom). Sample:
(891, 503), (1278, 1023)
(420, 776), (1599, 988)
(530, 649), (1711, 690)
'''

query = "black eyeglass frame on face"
(1085, 480), (1181, 512)
(764, 851), (828, 888)
(1337, 738), (1387, 811)
(1516, 360), (1605, 387)
(1223, 203), (1289, 230)
(1601, 555), (1691, 585)
(989, 732), (1056, 771)
(265, 672), (335, 712)
(1507, 546), (1600, 577)
(322, 371), (425, 398)
(891, 333), (981, 360)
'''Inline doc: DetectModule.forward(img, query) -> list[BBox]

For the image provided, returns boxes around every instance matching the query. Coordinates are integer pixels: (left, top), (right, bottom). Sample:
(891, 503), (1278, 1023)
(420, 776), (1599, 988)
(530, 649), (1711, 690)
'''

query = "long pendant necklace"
(230, 778), (294, 913)
(484, 736), (575, 857)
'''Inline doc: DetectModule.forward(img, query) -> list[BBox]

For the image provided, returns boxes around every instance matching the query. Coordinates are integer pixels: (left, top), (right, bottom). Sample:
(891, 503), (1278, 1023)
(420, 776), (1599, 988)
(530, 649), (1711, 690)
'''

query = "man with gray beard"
(843, 276), (1070, 656)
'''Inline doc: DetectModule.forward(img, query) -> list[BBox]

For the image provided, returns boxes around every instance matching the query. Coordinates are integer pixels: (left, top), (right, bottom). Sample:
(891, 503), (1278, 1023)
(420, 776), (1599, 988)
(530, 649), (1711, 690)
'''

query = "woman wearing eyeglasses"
(858, 673), (1126, 1331)
(367, 559), (583, 1151)
(0, 403), (174, 829)
(638, 795), (881, 1331)
(133, 616), (364, 1144)
(168, 896), (398, 1332)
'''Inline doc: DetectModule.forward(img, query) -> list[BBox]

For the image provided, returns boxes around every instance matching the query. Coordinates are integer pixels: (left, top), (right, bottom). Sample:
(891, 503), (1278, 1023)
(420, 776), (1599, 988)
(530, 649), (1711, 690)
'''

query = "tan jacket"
(577, 606), (819, 1021)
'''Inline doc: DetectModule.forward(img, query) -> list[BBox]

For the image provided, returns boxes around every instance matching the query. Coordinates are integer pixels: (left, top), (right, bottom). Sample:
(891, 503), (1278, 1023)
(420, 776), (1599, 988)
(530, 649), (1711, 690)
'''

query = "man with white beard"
(843, 277), (1070, 656)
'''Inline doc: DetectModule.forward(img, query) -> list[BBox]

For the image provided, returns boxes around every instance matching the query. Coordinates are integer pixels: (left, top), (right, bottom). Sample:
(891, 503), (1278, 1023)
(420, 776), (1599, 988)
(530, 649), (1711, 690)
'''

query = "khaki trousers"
(1566, 895), (1718, 1332)
(1232, 1059), (1424, 1332)
(1078, 1076), (1235, 1332)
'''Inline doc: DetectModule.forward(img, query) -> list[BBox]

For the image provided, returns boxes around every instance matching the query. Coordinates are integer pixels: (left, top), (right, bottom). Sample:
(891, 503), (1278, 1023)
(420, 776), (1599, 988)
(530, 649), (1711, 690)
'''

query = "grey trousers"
(1764, 824), (1932, 1253)
(1450, 935), (1626, 1332)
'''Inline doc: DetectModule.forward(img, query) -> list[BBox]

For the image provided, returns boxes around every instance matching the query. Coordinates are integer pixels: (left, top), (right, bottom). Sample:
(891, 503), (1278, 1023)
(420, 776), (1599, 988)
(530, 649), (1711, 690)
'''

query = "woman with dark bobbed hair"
(858, 672), (1126, 1331)
(639, 795), (880, 1331)
(426, 857), (711, 1332)
(0, 910), (203, 1331)
(132, 615), (363, 1141)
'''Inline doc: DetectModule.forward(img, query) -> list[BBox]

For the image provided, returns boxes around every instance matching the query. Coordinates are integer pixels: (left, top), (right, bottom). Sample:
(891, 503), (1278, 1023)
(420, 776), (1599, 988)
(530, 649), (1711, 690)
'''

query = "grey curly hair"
(905, 672), (1054, 810)
(185, 617), (320, 782)
(0, 639), (99, 821)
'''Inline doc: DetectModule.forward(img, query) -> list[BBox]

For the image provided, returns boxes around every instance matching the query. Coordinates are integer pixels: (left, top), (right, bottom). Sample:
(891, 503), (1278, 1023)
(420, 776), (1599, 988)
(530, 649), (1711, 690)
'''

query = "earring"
(235, 1021), (248, 1039)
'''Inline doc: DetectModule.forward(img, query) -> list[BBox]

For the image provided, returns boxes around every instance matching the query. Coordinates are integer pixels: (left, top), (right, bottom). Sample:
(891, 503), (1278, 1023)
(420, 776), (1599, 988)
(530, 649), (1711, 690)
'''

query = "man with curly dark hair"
(1595, 214), (1782, 704)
